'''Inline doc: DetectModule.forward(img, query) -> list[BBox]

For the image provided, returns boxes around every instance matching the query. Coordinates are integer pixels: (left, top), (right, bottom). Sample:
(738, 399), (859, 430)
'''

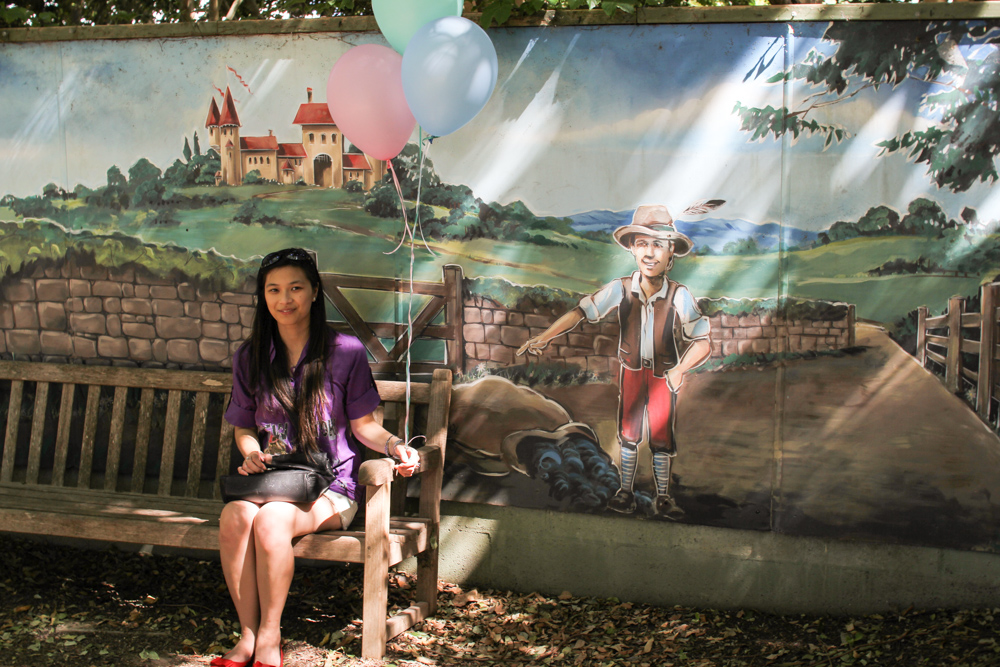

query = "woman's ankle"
(225, 634), (255, 661)
(252, 630), (282, 666)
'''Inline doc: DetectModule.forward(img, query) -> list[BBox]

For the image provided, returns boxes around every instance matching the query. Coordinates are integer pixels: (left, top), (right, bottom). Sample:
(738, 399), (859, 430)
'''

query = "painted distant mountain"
(570, 210), (818, 253)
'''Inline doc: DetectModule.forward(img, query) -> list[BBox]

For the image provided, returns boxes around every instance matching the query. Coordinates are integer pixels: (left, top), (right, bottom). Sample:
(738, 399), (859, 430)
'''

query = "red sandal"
(252, 648), (283, 667)
(209, 657), (253, 667)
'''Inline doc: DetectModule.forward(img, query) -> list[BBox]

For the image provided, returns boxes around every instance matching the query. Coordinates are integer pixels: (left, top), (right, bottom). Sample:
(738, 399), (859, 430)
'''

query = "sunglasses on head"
(261, 248), (314, 269)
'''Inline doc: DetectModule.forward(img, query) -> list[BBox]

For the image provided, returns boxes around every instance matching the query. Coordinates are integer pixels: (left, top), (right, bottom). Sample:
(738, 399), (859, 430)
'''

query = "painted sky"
(0, 21), (995, 232)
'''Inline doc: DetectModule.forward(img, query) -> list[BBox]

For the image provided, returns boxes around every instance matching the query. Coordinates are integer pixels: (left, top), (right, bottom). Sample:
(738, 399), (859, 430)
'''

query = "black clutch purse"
(220, 450), (336, 504)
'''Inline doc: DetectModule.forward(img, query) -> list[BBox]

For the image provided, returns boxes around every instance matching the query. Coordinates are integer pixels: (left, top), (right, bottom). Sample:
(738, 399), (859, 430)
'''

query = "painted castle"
(205, 87), (386, 190)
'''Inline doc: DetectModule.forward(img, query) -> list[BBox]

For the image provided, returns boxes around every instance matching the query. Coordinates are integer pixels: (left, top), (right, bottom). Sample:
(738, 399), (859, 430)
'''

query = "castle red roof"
(278, 143), (307, 158)
(293, 103), (336, 126)
(219, 87), (242, 127)
(205, 97), (221, 128)
(343, 153), (372, 170)
(281, 160), (294, 171)
(240, 135), (279, 151)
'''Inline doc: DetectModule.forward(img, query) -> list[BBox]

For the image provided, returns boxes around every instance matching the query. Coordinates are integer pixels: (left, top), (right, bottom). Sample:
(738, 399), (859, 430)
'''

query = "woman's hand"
(238, 450), (272, 476)
(392, 442), (421, 477)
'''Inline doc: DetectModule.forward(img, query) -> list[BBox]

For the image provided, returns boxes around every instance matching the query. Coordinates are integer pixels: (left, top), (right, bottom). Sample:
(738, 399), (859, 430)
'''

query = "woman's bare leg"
(218, 500), (263, 663)
(251, 498), (342, 667)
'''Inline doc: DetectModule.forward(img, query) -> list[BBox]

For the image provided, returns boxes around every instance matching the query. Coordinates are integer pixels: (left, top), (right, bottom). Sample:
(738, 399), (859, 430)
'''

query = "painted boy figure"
(518, 205), (713, 518)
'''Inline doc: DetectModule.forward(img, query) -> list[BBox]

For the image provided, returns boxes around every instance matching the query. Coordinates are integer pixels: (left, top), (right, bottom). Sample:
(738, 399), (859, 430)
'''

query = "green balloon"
(372, 0), (464, 54)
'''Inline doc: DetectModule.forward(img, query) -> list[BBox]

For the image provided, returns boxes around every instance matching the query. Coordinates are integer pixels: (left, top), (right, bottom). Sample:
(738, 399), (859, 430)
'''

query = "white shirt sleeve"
(579, 279), (625, 323)
(674, 285), (711, 340)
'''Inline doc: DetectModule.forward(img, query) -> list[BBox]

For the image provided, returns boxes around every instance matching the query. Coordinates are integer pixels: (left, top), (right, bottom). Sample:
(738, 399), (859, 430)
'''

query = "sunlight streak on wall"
(450, 37), (580, 206)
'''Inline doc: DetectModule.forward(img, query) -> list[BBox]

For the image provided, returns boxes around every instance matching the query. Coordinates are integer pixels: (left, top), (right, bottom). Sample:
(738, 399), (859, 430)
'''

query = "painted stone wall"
(0, 260), (254, 370)
(0, 258), (855, 374)
(462, 294), (856, 375)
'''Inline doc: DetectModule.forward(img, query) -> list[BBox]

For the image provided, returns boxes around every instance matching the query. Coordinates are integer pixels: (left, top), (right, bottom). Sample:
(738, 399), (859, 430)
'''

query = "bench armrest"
(358, 444), (443, 487)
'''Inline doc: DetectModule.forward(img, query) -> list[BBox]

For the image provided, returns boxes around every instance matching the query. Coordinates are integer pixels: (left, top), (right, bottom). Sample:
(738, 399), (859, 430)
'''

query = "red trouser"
(619, 365), (677, 455)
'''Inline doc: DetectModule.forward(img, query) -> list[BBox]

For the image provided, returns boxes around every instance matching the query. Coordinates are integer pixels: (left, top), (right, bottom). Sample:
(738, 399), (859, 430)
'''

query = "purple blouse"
(224, 332), (381, 501)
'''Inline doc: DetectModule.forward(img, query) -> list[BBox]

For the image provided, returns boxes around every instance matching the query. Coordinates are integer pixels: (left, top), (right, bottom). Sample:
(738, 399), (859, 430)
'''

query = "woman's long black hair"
(244, 248), (331, 456)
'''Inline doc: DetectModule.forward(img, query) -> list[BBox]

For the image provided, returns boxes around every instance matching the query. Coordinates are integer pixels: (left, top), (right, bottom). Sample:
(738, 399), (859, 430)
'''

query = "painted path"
(678, 323), (1000, 550)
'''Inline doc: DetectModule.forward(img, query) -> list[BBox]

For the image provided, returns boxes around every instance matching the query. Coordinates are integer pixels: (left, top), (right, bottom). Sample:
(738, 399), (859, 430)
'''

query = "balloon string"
(414, 129), (437, 257)
(384, 158), (414, 256)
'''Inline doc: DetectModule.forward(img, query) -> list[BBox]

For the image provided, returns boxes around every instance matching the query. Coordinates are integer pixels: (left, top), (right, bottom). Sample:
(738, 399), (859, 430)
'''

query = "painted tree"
(735, 21), (1000, 194)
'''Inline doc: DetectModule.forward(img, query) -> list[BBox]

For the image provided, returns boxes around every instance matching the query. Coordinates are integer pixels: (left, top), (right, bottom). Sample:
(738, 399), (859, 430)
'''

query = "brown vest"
(617, 276), (684, 377)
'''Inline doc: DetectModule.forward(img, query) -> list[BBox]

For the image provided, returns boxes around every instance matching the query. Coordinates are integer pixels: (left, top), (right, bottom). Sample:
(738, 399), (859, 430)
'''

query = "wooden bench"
(0, 360), (452, 660)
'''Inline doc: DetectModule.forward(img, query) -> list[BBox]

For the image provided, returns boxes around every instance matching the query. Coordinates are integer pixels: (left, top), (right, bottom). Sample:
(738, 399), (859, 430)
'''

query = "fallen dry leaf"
(453, 589), (479, 607)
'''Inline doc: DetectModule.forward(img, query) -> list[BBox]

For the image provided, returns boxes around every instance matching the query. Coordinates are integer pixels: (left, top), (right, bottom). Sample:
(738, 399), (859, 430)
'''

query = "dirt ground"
(3, 534), (1000, 667)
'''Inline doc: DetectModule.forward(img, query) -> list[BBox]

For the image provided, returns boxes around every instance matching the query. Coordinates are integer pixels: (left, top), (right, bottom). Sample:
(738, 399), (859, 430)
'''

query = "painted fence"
(918, 282), (1000, 423)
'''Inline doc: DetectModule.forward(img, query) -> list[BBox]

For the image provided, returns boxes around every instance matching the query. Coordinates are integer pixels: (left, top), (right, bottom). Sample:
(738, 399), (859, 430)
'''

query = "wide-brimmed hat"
(612, 204), (694, 257)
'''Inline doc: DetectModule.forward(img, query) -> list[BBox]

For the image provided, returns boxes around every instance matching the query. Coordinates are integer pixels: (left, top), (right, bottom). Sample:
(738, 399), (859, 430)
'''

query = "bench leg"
(416, 537), (439, 616)
(362, 481), (390, 660)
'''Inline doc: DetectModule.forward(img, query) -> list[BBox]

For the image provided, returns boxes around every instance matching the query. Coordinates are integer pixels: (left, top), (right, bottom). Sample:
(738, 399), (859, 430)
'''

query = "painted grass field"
(1, 185), (995, 326)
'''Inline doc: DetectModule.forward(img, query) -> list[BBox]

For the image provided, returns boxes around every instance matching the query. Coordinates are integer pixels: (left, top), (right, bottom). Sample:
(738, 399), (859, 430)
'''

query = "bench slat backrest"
(53, 383), (74, 486)
(106, 386), (128, 491)
(1, 380), (22, 483)
(0, 361), (441, 502)
(132, 387), (155, 493)
(79, 384), (101, 488)
(26, 380), (48, 483)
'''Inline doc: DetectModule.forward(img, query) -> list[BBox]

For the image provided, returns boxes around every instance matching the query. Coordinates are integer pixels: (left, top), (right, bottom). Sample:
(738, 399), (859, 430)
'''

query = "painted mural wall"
(2, 16), (1000, 555)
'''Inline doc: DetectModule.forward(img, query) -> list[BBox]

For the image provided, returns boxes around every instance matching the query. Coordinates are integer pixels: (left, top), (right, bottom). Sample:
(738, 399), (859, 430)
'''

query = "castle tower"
(218, 87), (243, 186)
(205, 97), (222, 152)
(292, 87), (343, 188)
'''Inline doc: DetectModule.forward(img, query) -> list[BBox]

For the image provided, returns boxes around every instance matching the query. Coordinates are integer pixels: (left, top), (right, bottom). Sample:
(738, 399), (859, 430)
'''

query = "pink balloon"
(327, 44), (416, 161)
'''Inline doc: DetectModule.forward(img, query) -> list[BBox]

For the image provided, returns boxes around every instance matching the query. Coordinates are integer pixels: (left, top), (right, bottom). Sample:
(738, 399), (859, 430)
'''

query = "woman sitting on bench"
(213, 248), (420, 667)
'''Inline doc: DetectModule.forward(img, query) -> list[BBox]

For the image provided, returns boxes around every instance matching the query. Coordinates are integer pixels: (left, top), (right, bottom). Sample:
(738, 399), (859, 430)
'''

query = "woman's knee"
(252, 503), (296, 552)
(220, 501), (259, 540)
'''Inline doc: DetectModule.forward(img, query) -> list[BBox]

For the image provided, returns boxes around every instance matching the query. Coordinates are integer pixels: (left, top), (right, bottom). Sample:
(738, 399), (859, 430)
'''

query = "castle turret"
(205, 97), (222, 151)
(218, 87), (243, 185)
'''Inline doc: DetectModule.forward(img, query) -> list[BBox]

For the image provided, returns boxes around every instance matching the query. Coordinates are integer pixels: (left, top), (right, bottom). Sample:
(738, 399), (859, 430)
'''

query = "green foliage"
(362, 183), (433, 221)
(42, 182), (68, 199)
(128, 158), (166, 208)
(821, 199), (956, 243)
(233, 198), (285, 225)
(467, 275), (850, 336)
(736, 21), (1000, 193)
(0, 219), (255, 288)
(0, 0), (855, 30)
(241, 170), (268, 185)
(867, 257), (941, 277)
(467, 275), (581, 311)
(8, 196), (57, 220)
(699, 296), (850, 321)
(459, 360), (603, 387)
(722, 236), (760, 255)
(733, 102), (848, 148)
(343, 179), (364, 194)
(901, 197), (949, 234)
(364, 146), (581, 246)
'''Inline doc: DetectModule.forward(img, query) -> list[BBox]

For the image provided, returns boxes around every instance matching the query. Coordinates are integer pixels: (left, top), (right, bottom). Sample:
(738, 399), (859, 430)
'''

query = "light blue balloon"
(402, 16), (499, 137)
(372, 0), (463, 55)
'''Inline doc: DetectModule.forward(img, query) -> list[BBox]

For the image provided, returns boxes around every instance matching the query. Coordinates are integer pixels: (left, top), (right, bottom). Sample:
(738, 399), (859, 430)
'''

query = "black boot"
(607, 489), (637, 514)
(654, 494), (684, 520)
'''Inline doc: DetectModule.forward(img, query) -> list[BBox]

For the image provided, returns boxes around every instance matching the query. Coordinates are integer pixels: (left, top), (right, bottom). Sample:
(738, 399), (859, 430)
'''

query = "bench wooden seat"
(0, 360), (452, 659)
